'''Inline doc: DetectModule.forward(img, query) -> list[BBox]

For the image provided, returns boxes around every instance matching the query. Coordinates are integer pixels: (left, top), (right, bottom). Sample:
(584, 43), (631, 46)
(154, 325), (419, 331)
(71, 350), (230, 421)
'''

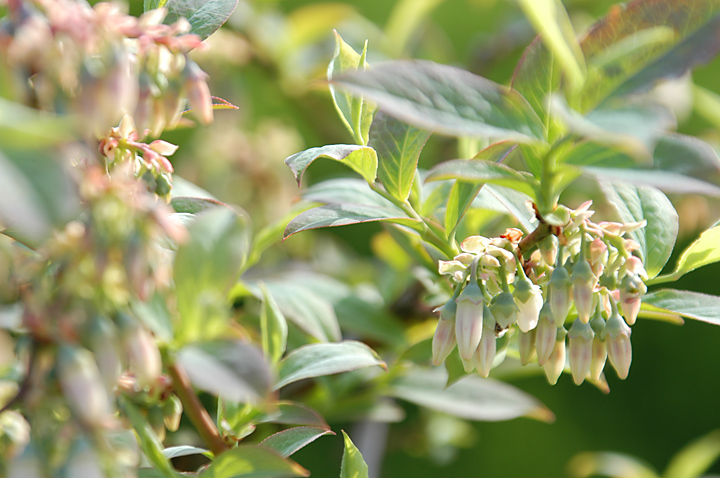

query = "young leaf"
(171, 196), (230, 215)
(119, 398), (177, 478)
(598, 180), (677, 278)
(259, 283), (288, 365)
(653, 134), (720, 182)
(328, 32), (375, 145)
(284, 145), (378, 185)
(474, 185), (537, 233)
(275, 341), (386, 390)
(443, 142), (518, 234)
(369, 112), (431, 202)
(261, 282), (341, 343)
(164, 0), (238, 41)
(659, 225), (720, 282)
(256, 401), (330, 429)
(177, 341), (273, 403)
(387, 367), (554, 422)
(579, 1), (720, 110)
(662, 429), (720, 478)
(340, 431), (369, 478)
(198, 446), (309, 478)
(260, 427), (334, 458)
(518, 0), (586, 91)
(173, 208), (251, 344)
(643, 289), (720, 326)
(162, 446), (211, 460)
(334, 60), (545, 143)
(283, 203), (423, 240)
(425, 159), (538, 198)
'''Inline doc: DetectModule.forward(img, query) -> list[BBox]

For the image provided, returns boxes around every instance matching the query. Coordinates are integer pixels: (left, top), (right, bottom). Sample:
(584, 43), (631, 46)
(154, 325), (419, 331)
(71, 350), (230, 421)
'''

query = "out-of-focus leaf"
(262, 281), (340, 343)
(177, 341), (272, 403)
(171, 176), (216, 200)
(387, 367), (554, 422)
(164, 0), (238, 40)
(171, 197), (230, 215)
(0, 98), (73, 148)
(579, 1), (720, 110)
(512, 37), (561, 140)
(425, 159), (537, 198)
(384, 0), (443, 56)
(173, 208), (251, 344)
(518, 0), (585, 90)
(473, 185), (537, 233)
(260, 427), (334, 457)
(369, 112), (431, 202)
(0, 149), (80, 247)
(328, 32), (375, 145)
(131, 293), (173, 343)
(652, 134), (720, 183)
(198, 446), (309, 478)
(119, 398), (177, 478)
(444, 142), (518, 234)
(283, 204), (423, 239)
(643, 289), (720, 326)
(340, 431), (369, 478)
(259, 283), (288, 364)
(247, 205), (314, 269)
(654, 225), (720, 283)
(586, 168), (720, 197)
(599, 180), (677, 278)
(285, 145), (378, 185)
(567, 451), (659, 478)
(256, 401), (330, 429)
(693, 84), (720, 129)
(663, 429), (720, 478)
(143, 0), (165, 11)
(335, 60), (545, 143)
(275, 341), (386, 390)
(302, 179), (399, 209)
(162, 446), (211, 459)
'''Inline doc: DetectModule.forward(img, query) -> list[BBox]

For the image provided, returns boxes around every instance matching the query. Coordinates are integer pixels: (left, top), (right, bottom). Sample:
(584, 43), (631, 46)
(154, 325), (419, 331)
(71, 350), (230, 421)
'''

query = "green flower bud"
(544, 327), (567, 385)
(490, 291), (518, 330)
(475, 305), (496, 378)
(549, 264), (573, 324)
(568, 319), (594, 385)
(162, 395), (183, 432)
(535, 303), (557, 365)
(539, 235), (559, 266)
(518, 329), (537, 366)
(513, 275), (543, 332)
(455, 281), (484, 361)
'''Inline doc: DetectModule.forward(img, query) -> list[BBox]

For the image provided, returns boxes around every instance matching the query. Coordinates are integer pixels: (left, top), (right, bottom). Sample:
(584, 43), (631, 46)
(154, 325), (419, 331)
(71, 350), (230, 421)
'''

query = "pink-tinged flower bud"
(619, 272), (646, 326)
(513, 275), (543, 332)
(589, 238), (608, 276)
(539, 235), (559, 266)
(454, 281), (484, 361)
(549, 264), (573, 324)
(568, 319), (594, 385)
(535, 303), (557, 365)
(572, 259), (596, 323)
(518, 329), (537, 366)
(589, 313), (607, 381)
(475, 306), (497, 378)
(432, 314), (456, 366)
(123, 324), (162, 388)
(490, 291), (518, 330)
(57, 346), (112, 427)
(184, 60), (213, 125)
(88, 317), (122, 393)
(544, 328), (566, 385)
(601, 312), (632, 379)
(149, 140), (179, 156)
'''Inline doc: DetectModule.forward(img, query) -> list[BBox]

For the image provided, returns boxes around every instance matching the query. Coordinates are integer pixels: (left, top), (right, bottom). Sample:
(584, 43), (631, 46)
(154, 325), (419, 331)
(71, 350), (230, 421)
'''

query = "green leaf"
(444, 142), (518, 234)
(579, 1), (720, 110)
(653, 133), (720, 182)
(261, 282), (341, 343)
(177, 341), (272, 403)
(567, 452), (659, 478)
(283, 204), (423, 240)
(275, 341), (386, 390)
(444, 349), (470, 387)
(171, 197), (230, 215)
(119, 397), (178, 478)
(473, 185), (537, 233)
(0, 98), (74, 148)
(284, 145), (378, 185)
(256, 401), (329, 429)
(369, 112), (431, 202)
(328, 32), (375, 145)
(335, 60), (545, 143)
(162, 446), (211, 460)
(171, 176), (216, 200)
(663, 429), (720, 478)
(511, 37), (561, 140)
(260, 427), (334, 458)
(302, 179), (399, 209)
(598, 180), (677, 278)
(643, 289), (720, 326)
(340, 431), (369, 478)
(173, 208), (251, 344)
(425, 159), (537, 198)
(384, 0), (443, 56)
(258, 283), (288, 365)
(661, 225), (720, 281)
(199, 446), (309, 478)
(143, 0), (166, 11)
(131, 293), (174, 343)
(585, 167), (720, 197)
(518, 0), (585, 90)
(387, 367), (554, 422)
(164, 0), (238, 41)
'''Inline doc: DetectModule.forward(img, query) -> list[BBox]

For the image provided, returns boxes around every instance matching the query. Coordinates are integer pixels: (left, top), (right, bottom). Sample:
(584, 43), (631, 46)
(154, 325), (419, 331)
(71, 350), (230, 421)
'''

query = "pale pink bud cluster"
(434, 201), (648, 386)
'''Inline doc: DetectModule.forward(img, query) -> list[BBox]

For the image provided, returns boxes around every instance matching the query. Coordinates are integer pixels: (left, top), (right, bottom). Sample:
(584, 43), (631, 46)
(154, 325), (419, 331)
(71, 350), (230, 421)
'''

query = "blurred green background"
(130, 0), (720, 475)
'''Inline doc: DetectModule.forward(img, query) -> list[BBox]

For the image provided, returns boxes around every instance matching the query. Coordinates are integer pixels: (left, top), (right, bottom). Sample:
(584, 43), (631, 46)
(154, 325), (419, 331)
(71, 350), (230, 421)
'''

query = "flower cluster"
(0, 0), (213, 138)
(433, 202), (648, 386)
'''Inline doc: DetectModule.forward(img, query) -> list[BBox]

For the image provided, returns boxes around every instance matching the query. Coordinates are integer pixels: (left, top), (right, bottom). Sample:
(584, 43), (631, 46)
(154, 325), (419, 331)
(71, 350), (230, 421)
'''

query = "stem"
(517, 204), (554, 258)
(168, 362), (229, 456)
